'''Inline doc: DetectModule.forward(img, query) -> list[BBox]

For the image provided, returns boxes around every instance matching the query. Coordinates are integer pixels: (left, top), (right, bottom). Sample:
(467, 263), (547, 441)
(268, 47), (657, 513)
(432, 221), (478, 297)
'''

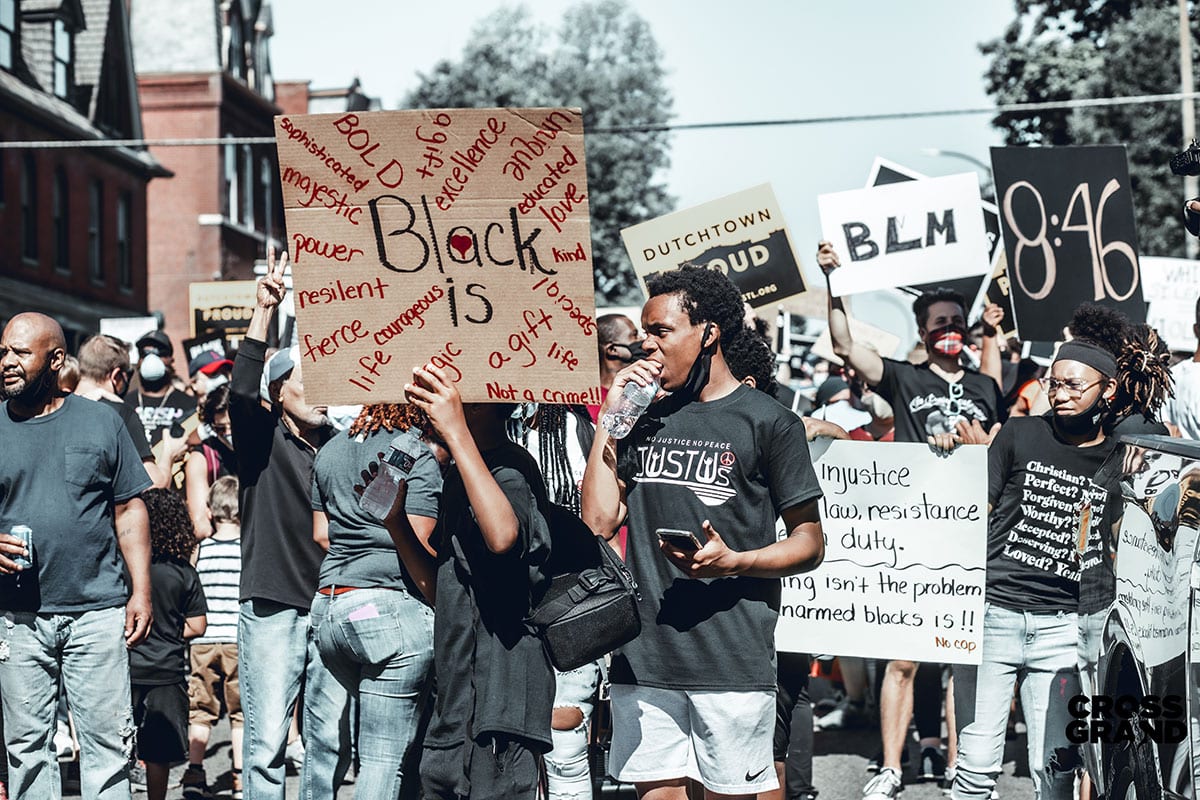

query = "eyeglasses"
(1038, 377), (1106, 397)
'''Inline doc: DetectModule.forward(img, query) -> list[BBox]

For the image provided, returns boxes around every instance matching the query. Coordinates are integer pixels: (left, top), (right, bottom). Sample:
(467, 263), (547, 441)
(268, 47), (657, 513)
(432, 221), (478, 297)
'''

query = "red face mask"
(927, 324), (966, 357)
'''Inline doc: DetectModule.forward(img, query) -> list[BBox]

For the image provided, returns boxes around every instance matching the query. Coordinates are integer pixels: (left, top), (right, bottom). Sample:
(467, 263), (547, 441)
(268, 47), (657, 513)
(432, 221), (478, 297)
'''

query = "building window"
(21, 154), (36, 262)
(224, 135), (237, 222)
(53, 18), (72, 99)
(88, 180), (103, 283)
(53, 167), (68, 272)
(0, 0), (14, 71)
(117, 192), (132, 290)
(240, 144), (253, 225)
(226, 11), (244, 80)
(260, 155), (273, 241)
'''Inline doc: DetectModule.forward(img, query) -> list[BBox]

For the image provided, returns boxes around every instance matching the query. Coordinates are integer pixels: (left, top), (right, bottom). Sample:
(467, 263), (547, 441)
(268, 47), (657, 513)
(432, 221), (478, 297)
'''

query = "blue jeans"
(951, 604), (1080, 800)
(546, 661), (601, 800)
(0, 606), (134, 799)
(303, 588), (435, 800)
(239, 599), (316, 800)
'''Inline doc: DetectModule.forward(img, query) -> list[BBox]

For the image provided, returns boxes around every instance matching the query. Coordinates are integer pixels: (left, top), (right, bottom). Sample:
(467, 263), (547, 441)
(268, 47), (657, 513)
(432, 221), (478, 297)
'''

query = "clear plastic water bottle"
(601, 380), (659, 439)
(359, 428), (424, 520)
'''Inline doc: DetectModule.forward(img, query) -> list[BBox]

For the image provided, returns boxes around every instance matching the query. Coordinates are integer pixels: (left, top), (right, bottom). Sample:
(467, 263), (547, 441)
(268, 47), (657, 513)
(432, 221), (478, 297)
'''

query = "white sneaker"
(863, 767), (903, 800)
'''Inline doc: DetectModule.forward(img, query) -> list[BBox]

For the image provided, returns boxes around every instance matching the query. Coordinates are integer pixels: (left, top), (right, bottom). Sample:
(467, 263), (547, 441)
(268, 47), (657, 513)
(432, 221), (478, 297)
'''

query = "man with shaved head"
(0, 312), (154, 799)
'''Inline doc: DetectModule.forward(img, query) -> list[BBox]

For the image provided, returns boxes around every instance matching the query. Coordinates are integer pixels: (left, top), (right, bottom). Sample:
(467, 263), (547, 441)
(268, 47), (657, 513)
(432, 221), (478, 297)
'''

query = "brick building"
(130, 0), (283, 353)
(0, 0), (169, 348)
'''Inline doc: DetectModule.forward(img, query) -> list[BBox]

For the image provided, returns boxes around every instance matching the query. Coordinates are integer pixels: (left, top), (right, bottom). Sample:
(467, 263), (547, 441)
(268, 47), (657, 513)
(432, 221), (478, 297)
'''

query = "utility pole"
(1181, 0), (1198, 257)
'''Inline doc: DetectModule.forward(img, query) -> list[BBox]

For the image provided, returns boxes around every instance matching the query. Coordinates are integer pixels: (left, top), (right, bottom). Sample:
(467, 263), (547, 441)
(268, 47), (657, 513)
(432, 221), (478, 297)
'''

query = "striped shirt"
(194, 536), (241, 644)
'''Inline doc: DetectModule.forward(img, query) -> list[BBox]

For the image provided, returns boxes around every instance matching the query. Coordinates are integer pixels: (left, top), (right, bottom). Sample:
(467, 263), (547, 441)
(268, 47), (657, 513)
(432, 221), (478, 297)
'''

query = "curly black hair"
(646, 265), (745, 349)
(142, 489), (197, 561)
(912, 288), (969, 329)
(1068, 302), (1130, 357)
(723, 325), (778, 397)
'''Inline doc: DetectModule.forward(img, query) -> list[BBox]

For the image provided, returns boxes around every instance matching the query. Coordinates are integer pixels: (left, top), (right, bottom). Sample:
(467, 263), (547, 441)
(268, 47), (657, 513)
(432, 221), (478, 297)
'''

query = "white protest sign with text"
(818, 172), (990, 297)
(621, 183), (807, 308)
(274, 108), (600, 404)
(1140, 256), (1200, 353)
(776, 440), (987, 664)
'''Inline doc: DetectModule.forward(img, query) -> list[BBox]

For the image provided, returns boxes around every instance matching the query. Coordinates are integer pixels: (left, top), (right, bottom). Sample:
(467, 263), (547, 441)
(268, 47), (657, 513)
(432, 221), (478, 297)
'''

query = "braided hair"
(508, 404), (583, 514)
(347, 403), (428, 438)
(1114, 324), (1174, 422)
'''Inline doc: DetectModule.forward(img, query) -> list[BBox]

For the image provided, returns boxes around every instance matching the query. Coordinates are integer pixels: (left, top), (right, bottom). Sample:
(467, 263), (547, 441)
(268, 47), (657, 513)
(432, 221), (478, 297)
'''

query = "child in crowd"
(134, 489), (208, 800)
(181, 476), (243, 799)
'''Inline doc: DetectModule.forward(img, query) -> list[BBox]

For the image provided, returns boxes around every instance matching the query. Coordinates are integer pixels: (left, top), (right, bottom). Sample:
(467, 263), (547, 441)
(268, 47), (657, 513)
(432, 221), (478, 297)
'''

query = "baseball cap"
(814, 376), (850, 408)
(136, 330), (173, 357)
(188, 350), (235, 378)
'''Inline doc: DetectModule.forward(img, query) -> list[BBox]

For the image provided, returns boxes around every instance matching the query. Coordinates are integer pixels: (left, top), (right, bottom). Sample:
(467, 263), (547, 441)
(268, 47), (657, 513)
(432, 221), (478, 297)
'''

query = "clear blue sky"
(272, 0), (1019, 343)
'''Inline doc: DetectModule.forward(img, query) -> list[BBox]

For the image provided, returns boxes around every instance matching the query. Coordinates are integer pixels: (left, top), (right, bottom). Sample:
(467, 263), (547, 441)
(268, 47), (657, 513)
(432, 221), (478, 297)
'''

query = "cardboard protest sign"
(621, 183), (806, 308)
(274, 108), (600, 405)
(189, 281), (258, 352)
(818, 173), (991, 297)
(810, 317), (900, 367)
(990, 146), (1145, 342)
(1140, 256), (1200, 352)
(776, 440), (987, 664)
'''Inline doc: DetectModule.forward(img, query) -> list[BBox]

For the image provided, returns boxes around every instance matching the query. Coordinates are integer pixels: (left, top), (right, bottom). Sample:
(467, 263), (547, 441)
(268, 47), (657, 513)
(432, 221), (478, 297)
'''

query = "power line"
(2, 90), (1199, 149)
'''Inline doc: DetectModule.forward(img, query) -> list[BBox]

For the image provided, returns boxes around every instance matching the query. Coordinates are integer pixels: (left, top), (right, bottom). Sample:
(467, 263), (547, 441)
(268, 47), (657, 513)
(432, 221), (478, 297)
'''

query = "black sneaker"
(919, 747), (946, 781)
(866, 747), (910, 773)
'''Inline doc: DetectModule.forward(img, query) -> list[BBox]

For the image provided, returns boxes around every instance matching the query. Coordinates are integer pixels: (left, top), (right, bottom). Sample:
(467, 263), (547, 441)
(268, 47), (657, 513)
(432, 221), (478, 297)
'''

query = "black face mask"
(1053, 394), (1106, 437)
(678, 322), (716, 399)
(612, 340), (649, 364)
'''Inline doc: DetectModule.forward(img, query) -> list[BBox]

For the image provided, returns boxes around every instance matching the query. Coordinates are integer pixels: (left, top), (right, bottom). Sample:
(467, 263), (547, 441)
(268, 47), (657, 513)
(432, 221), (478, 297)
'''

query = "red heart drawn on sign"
(450, 235), (473, 259)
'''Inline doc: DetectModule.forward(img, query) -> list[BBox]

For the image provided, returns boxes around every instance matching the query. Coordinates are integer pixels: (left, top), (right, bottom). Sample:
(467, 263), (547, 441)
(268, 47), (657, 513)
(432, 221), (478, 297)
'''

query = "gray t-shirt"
(311, 427), (441, 590)
(615, 384), (823, 692)
(0, 394), (152, 612)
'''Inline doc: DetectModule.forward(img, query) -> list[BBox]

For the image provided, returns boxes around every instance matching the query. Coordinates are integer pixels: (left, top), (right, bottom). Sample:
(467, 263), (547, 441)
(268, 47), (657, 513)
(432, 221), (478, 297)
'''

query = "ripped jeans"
(546, 661), (601, 800)
(951, 604), (1080, 800)
(0, 606), (134, 799)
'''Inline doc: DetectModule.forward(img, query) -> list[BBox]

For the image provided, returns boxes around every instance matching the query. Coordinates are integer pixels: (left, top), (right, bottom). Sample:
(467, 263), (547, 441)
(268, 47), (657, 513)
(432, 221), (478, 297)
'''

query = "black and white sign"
(990, 145), (1145, 342)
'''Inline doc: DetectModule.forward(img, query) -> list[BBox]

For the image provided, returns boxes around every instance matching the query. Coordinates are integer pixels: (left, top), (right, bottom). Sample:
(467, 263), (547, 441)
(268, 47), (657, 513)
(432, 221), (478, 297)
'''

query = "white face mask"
(139, 353), (167, 382)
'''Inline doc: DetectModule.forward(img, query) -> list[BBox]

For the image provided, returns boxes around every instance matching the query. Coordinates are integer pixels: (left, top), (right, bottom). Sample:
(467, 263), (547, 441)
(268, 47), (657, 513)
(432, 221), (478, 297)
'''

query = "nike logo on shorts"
(745, 765), (770, 782)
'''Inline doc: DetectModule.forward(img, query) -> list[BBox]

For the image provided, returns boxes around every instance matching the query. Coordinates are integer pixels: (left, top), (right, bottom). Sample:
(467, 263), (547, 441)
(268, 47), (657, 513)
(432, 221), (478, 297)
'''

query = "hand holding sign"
(404, 362), (467, 446)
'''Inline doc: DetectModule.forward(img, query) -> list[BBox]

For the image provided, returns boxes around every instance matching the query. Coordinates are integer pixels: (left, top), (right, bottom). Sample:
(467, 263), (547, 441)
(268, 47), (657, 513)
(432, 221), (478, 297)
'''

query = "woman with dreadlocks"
(950, 303), (1169, 800)
(508, 402), (603, 800)
(302, 403), (442, 800)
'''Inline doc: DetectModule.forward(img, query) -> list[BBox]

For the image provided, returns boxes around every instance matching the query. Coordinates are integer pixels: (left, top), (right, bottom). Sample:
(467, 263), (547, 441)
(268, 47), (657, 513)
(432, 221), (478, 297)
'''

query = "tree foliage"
(982, 0), (1197, 257)
(405, 1), (674, 304)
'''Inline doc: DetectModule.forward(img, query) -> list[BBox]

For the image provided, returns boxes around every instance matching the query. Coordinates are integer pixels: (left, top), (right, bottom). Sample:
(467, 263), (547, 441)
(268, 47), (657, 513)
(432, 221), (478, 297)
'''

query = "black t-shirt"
(876, 358), (1004, 444)
(130, 555), (207, 685)
(614, 384), (823, 692)
(423, 442), (554, 757)
(125, 388), (196, 447)
(99, 397), (153, 463)
(230, 339), (329, 610)
(986, 415), (1116, 612)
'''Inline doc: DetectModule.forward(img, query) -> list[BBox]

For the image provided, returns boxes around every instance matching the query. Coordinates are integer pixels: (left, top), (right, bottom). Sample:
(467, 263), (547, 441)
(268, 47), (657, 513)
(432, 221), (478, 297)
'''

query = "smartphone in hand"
(656, 528), (702, 552)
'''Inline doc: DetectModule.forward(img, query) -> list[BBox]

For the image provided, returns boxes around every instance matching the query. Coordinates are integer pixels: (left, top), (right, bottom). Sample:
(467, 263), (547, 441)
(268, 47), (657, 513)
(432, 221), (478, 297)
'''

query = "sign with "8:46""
(990, 145), (1145, 342)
